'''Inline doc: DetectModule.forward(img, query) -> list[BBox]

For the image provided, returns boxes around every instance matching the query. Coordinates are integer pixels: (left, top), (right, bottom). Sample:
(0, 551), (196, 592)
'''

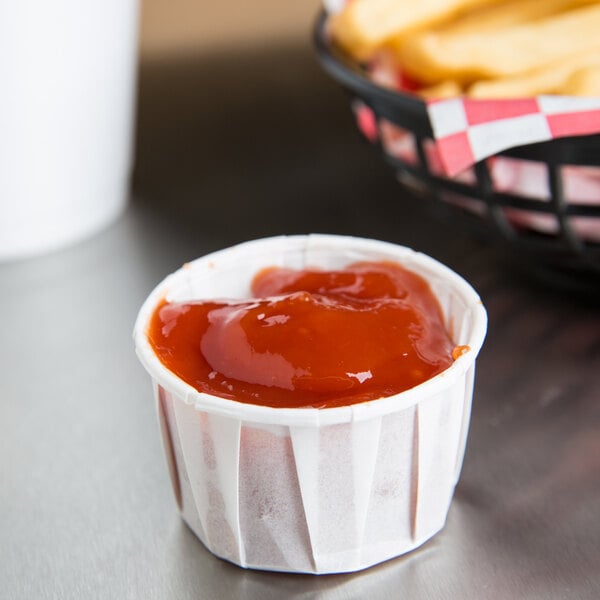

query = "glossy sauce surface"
(148, 262), (456, 408)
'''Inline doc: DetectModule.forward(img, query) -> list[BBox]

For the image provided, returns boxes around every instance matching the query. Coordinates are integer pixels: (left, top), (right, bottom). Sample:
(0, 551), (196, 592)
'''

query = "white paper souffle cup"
(133, 234), (487, 575)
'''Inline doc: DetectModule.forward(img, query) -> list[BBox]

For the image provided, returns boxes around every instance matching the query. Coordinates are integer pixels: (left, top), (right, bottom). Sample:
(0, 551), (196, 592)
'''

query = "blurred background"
(139, 0), (321, 57)
(134, 0), (341, 228)
(131, 0), (434, 255)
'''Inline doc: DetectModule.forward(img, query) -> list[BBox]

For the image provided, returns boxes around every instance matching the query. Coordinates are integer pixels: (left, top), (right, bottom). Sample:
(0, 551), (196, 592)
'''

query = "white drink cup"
(0, 0), (139, 260)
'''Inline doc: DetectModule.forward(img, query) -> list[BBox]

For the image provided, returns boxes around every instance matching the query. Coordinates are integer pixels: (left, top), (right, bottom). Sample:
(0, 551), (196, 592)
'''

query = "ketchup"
(148, 262), (456, 408)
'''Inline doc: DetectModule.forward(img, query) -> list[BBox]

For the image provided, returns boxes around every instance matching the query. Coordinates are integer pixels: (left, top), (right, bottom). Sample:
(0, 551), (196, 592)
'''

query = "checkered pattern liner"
(427, 96), (600, 176)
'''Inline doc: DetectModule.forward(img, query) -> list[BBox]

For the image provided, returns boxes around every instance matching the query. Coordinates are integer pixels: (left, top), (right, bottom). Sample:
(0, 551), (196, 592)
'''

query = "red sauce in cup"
(148, 261), (457, 408)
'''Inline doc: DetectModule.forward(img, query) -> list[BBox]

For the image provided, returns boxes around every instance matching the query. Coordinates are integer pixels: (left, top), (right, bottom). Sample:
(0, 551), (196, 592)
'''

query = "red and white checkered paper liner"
(427, 96), (600, 176)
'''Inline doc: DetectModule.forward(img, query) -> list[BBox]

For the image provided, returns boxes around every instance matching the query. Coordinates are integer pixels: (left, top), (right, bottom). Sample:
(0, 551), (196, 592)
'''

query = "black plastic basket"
(314, 12), (600, 289)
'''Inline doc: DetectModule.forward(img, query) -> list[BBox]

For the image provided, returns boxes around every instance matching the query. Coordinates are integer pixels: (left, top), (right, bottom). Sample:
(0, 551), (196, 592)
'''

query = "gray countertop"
(2, 41), (599, 599)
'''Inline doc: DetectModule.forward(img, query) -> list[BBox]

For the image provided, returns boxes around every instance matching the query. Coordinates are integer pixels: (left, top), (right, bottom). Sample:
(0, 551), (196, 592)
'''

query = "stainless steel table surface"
(2, 42), (599, 600)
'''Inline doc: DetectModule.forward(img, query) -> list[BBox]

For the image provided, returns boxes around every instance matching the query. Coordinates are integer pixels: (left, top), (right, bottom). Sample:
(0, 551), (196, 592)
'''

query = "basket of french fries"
(315, 0), (600, 287)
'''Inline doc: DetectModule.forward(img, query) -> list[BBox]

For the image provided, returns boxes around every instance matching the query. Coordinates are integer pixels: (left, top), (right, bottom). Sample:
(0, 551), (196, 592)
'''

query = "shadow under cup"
(134, 234), (487, 574)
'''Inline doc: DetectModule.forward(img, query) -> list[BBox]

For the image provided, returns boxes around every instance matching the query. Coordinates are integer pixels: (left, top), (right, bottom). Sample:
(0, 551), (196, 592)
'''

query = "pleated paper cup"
(133, 234), (487, 574)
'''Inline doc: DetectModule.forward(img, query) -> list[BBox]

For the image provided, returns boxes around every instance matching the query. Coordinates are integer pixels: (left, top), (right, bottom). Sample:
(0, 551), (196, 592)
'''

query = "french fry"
(398, 3), (600, 85)
(418, 80), (465, 99)
(408, 0), (597, 39)
(469, 51), (600, 98)
(329, 0), (501, 61)
(563, 65), (600, 95)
